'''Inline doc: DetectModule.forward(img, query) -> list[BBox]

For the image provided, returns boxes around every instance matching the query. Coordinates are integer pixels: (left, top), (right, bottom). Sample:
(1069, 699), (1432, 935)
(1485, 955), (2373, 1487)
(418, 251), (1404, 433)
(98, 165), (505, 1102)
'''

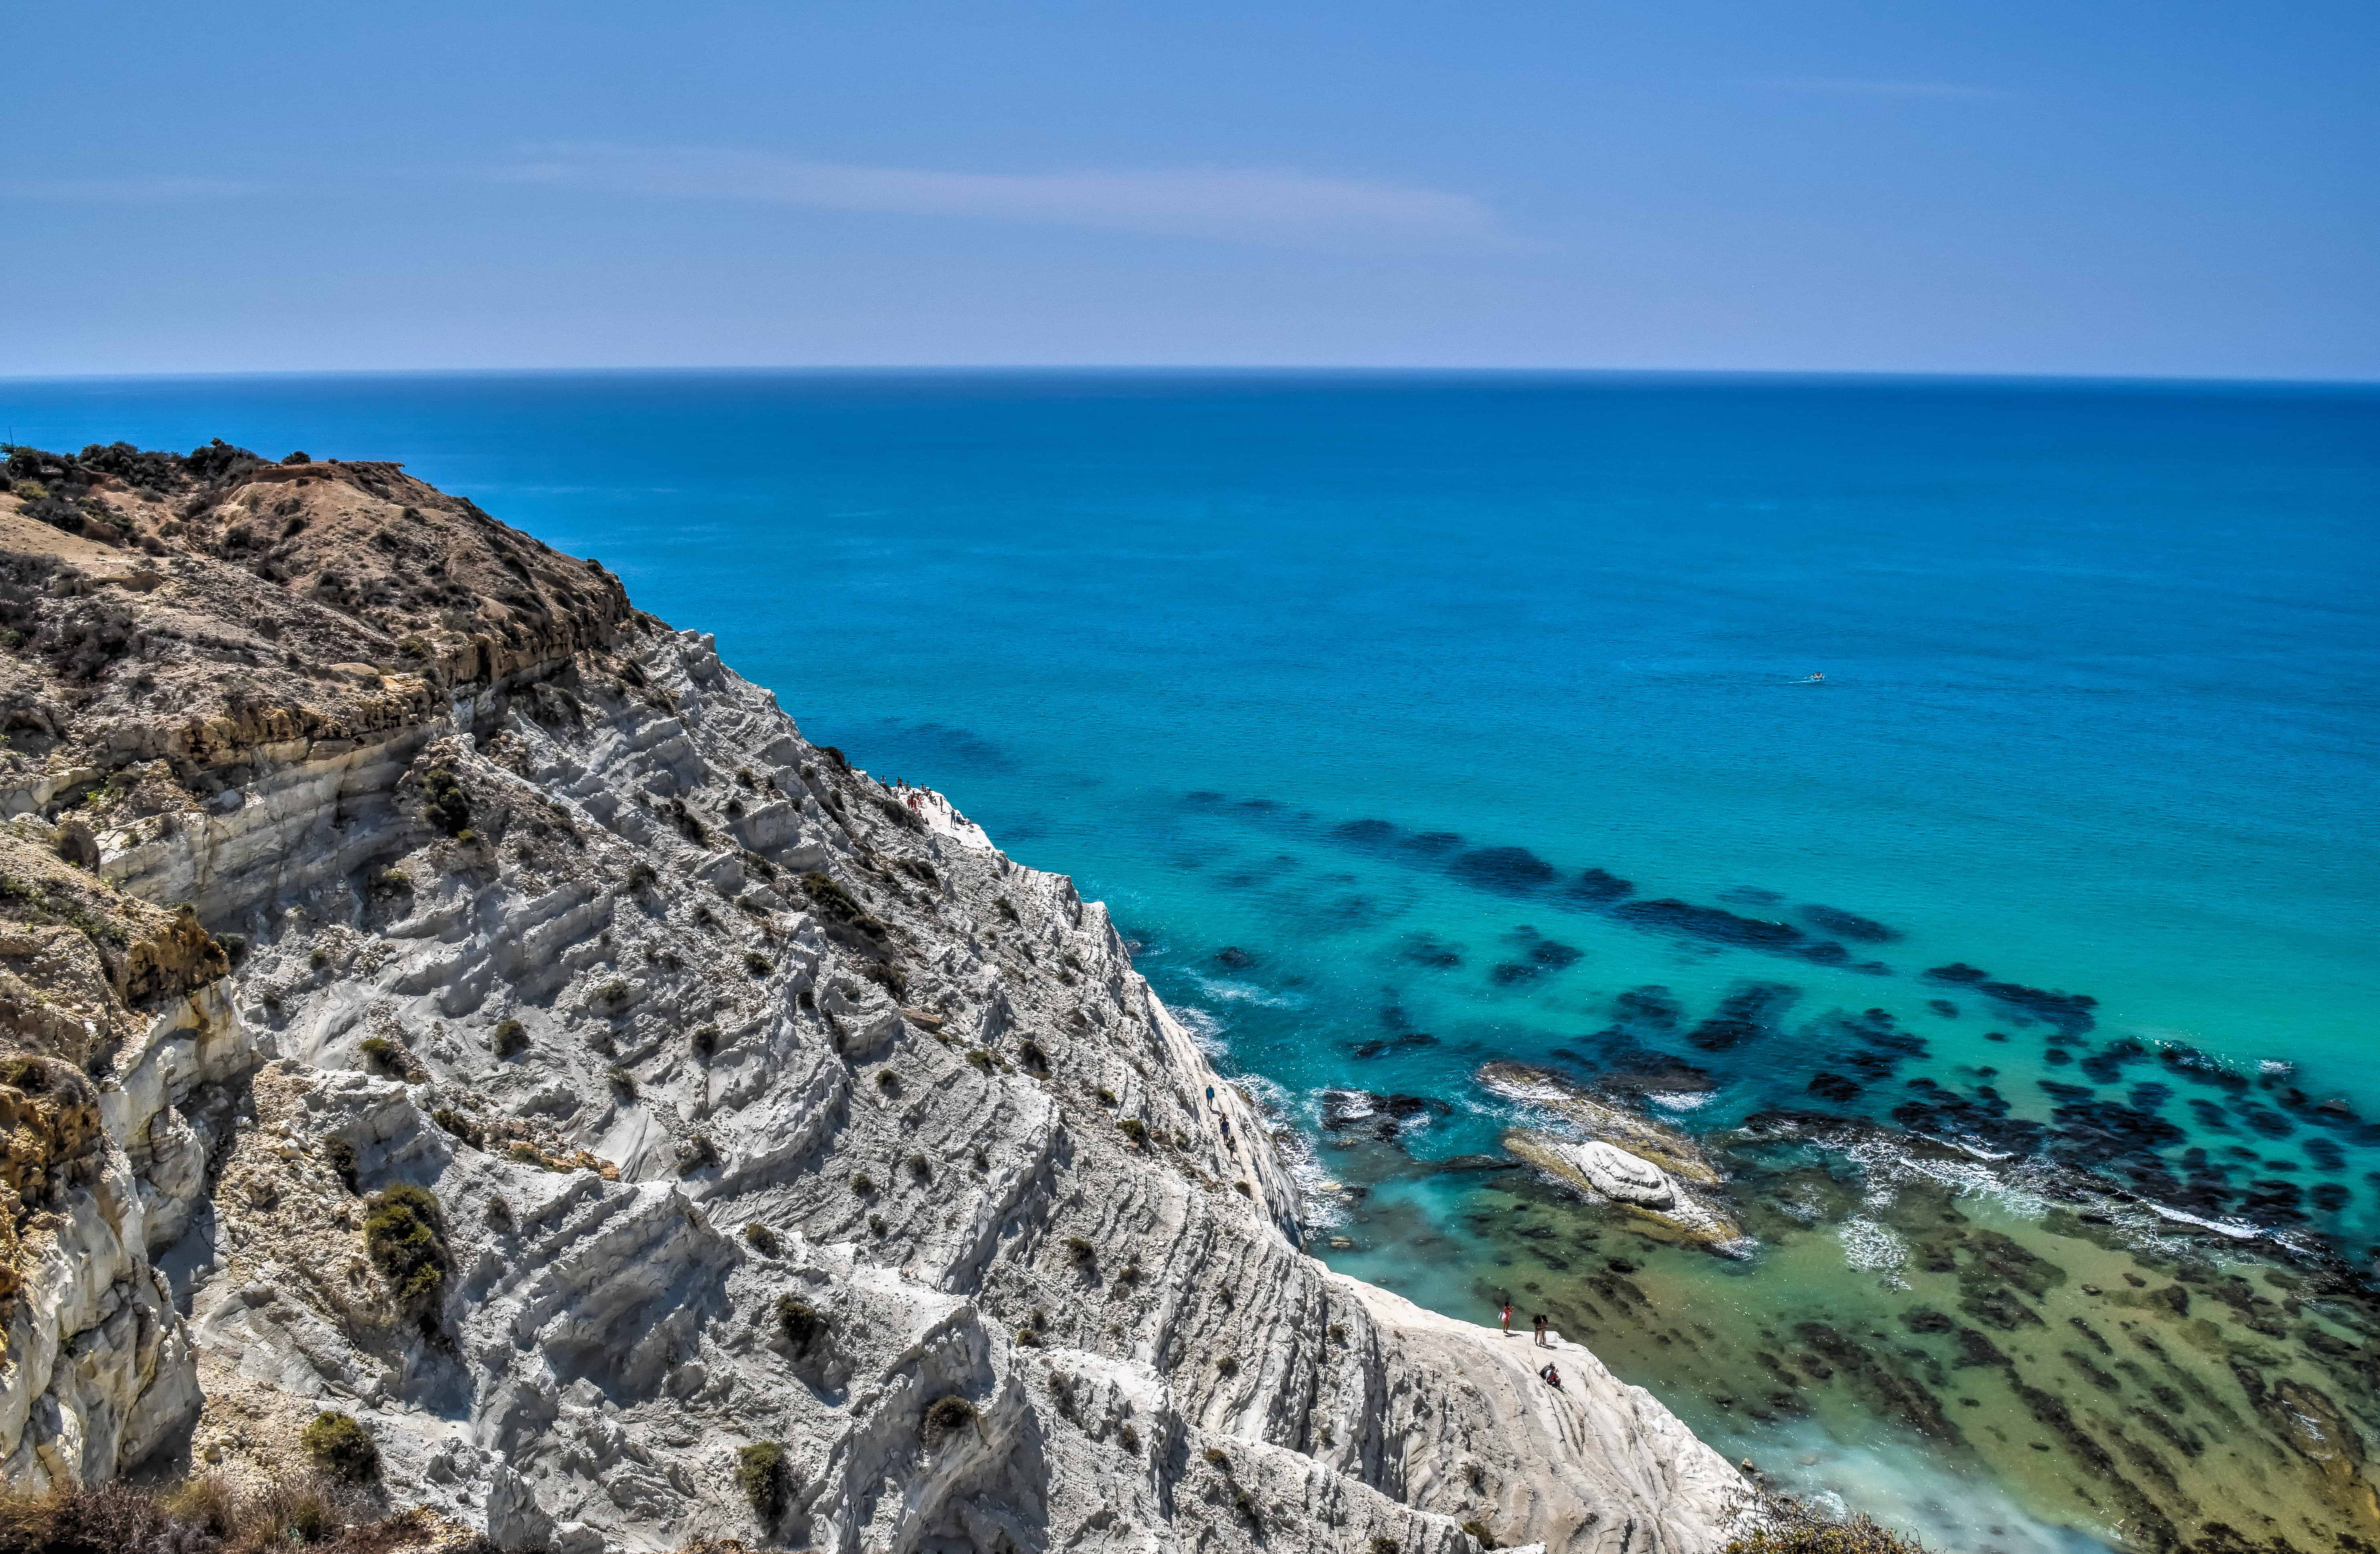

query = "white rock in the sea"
(1505, 1131), (1747, 1249)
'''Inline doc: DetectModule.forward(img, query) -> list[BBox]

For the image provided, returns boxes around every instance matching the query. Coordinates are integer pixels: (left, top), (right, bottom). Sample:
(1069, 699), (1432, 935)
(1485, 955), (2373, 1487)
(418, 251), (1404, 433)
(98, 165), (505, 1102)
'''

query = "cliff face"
(0, 446), (1742, 1552)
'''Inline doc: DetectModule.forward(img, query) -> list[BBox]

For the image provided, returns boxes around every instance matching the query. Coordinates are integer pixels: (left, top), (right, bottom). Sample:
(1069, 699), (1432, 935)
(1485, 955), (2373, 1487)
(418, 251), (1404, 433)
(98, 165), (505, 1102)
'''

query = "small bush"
(1217, 1355), (1240, 1377)
(363, 1184), (448, 1323)
(777, 1295), (824, 1352)
(1018, 1039), (1049, 1074)
(358, 1036), (403, 1075)
(1065, 1236), (1095, 1267)
(432, 1107), (485, 1149)
(374, 866), (413, 894)
(1234, 1180), (1253, 1197)
(493, 1018), (529, 1058)
(247, 1476), (344, 1545)
(163, 1475), (238, 1537)
(868, 1214), (888, 1236)
(859, 957), (907, 1000)
(677, 1133), (720, 1174)
(1328, 1322), (1346, 1344)
(994, 895), (1020, 923)
(874, 1069), (901, 1097)
(309, 948), (330, 970)
(736, 1440), (789, 1523)
(1118, 1422), (1141, 1453)
(300, 1410), (378, 1482)
(1118, 1118), (1148, 1147)
(606, 1062), (637, 1099)
(966, 1048), (994, 1074)
(743, 1222), (782, 1257)
(923, 1395), (977, 1437)
(849, 1172), (875, 1195)
(745, 951), (772, 977)
(908, 1153), (932, 1184)
(598, 978), (632, 1007)
(419, 763), (471, 837)
(693, 1024), (720, 1061)
(1372, 1539), (1402, 1554)
(626, 861), (658, 891)
(1202, 1447), (1230, 1469)
(1095, 1087), (1118, 1107)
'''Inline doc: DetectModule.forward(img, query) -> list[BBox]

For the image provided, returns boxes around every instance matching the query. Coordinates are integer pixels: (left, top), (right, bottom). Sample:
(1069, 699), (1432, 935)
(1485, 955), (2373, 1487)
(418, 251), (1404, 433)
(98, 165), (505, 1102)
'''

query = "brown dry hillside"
(0, 439), (631, 785)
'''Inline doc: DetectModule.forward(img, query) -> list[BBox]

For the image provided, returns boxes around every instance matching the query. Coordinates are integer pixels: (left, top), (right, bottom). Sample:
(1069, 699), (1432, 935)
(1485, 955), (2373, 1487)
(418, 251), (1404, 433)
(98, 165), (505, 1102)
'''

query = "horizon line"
(5, 363), (2377, 393)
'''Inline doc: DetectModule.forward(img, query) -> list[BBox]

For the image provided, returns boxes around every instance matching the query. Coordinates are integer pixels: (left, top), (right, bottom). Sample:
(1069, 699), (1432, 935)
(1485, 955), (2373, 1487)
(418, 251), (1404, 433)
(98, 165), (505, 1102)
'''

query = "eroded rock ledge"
(0, 445), (1742, 1552)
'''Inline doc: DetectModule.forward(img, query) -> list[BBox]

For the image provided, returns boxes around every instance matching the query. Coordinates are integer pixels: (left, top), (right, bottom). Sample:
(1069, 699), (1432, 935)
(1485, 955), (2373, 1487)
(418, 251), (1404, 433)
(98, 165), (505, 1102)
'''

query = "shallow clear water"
(9, 370), (2379, 1546)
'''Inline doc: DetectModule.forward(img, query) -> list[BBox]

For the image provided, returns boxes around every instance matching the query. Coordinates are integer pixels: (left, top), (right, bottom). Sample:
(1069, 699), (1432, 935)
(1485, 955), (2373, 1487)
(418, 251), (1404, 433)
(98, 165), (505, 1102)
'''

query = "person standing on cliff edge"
(1500, 1297), (1513, 1336)
(1532, 1314), (1549, 1347)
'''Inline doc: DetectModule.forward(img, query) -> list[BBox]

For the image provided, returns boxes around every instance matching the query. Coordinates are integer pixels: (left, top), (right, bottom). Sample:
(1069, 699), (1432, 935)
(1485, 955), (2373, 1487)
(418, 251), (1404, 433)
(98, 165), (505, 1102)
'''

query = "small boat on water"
(1797, 672), (1826, 684)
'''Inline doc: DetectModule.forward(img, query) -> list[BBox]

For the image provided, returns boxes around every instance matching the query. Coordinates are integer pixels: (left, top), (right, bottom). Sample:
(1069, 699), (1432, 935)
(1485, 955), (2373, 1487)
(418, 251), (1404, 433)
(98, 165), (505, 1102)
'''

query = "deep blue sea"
(8, 370), (2378, 1546)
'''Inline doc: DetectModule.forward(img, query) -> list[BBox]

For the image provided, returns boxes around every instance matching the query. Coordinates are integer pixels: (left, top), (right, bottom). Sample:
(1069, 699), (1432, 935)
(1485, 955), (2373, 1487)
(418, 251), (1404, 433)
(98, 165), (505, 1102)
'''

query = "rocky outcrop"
(0, 450), (1744, 1551)
(1482, 1063), (1748, 1251)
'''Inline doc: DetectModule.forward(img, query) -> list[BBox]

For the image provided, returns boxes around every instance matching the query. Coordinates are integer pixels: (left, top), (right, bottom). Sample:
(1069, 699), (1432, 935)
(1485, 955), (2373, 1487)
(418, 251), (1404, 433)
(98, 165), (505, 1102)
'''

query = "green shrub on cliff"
(736, 1441), (789, 1523)
(362, 1184), (447, 1326)
(300, 1411), (378, 1483)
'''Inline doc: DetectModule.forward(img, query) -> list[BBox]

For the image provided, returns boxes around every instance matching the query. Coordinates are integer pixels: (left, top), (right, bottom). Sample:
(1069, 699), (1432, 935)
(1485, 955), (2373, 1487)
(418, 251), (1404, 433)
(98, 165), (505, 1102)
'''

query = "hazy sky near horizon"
(7, 2), (2375, 379)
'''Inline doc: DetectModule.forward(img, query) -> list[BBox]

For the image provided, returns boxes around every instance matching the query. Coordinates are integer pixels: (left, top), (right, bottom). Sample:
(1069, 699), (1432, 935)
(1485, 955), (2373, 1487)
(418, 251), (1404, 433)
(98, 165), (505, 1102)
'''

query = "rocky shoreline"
(0, 441), (1744, 1551)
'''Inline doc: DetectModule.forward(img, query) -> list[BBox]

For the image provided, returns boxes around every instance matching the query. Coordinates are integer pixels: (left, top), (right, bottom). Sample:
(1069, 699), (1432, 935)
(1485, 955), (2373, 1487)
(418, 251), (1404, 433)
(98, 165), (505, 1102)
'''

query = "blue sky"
(6, 1), (2374, 378)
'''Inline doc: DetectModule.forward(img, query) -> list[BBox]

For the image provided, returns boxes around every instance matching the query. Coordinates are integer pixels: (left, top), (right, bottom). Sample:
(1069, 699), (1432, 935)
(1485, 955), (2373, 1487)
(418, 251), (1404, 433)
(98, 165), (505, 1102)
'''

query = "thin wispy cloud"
(497, 144), (1514, 250)
(2, 175), (261, 201)
(1766, 77), (2009, 101)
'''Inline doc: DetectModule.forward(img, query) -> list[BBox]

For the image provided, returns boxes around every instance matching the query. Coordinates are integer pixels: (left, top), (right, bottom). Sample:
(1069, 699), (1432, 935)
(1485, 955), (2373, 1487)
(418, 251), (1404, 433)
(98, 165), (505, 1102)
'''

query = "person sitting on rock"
(1539, 1363), (1562, 1389)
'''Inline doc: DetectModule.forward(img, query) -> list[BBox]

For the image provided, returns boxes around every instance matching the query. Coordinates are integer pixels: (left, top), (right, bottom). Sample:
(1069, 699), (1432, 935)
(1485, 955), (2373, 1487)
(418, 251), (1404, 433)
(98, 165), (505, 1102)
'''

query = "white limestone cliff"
(0, 489), (1745, 1553)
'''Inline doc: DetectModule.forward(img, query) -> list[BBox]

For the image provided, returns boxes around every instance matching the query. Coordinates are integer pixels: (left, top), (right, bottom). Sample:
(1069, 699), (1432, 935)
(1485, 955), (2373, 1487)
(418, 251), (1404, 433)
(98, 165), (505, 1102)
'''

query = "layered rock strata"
(0, 445), (1743, 1551)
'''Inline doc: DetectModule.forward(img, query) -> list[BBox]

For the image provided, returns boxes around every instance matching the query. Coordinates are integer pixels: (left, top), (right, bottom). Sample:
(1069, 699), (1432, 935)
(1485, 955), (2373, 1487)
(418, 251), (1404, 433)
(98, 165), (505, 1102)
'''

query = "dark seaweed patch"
(2047, 1098), (2185, 1157)
(1684, 981), (1800, 1052)
(1329, 818), (1398, 848)
(2160, 1046), (2251, 1094)
(1491, 931), (1584, 986)
(1565, 867), (1634, 904)
(1404, 830), (1463, 856)
(1214, 946), (1257, 969)
(1350, 1033), (1439, 1061)
(1924, 963), (1989, 985)
(1448, 846), (1558, 894)
(2078, 1039), (2148, 1085)
(1612, 985), (1682, 1032)
(1614, 898), (1804, 951)
(1927, 999), (1959, 1018)
(1720, 886), (1785, 906)
(1808, 1072), (1863, 1103)
(1800, 904), (1902, 943)
(1398, 933), (1463, 969)
(1979, 980), (2098, 1036)
(2239, 1106), (2296, 1140)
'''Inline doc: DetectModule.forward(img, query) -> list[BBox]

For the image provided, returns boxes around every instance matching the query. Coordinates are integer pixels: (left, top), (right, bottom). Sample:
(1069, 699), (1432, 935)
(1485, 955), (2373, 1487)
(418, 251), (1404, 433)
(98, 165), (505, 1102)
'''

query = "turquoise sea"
(8, 370), (2379, 1548)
